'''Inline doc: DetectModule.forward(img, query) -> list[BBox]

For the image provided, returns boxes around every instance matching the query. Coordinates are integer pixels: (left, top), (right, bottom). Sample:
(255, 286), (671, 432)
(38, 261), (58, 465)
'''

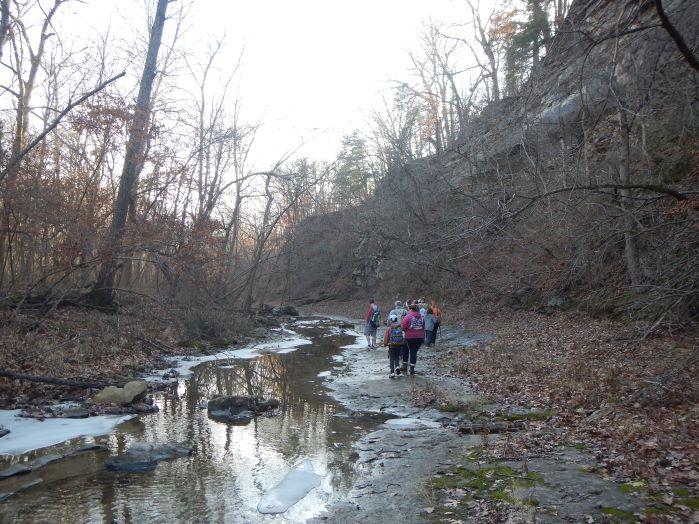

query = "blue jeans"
(402, 338), (423, 366)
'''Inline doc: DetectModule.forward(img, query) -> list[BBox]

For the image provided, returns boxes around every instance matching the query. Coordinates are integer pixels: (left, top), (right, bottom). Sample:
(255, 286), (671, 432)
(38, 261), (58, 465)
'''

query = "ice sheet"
(257, 459), (323, 514)
(145, 335), (312, 382)
(383, 418), (442, 430)
(0, 410), (134, 456)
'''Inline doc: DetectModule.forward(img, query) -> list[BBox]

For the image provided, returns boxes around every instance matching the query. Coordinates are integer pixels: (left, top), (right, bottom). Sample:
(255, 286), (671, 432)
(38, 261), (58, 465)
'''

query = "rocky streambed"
(0, 317), (649, 522)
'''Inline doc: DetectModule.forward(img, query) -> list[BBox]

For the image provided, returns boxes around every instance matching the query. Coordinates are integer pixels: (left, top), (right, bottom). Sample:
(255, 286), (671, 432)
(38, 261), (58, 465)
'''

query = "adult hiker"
(383, 313), (404, 377)
(400, 303), (425, 375)
(363, 299), (381, 348)
(387, 300), (408, 325)
(424, 307), (437, 347)
(430, 300), (442, 345)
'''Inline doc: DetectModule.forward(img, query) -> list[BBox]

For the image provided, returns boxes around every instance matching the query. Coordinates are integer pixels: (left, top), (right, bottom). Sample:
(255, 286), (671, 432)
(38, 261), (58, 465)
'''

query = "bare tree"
(89, 0), (169, 307)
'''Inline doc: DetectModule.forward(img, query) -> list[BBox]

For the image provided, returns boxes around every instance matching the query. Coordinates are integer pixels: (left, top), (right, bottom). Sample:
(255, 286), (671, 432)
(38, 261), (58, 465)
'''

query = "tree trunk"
(617, 106), (644, 287)
(88, 0), (169, 307)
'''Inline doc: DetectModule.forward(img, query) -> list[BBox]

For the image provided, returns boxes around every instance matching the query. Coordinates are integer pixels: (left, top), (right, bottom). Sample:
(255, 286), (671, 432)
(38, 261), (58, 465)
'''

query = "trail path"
(317, 321), (645, 523)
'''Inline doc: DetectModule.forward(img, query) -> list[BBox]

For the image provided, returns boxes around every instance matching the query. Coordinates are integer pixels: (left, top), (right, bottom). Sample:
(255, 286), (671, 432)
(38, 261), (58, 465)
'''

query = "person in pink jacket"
(400, 304), (425, 375)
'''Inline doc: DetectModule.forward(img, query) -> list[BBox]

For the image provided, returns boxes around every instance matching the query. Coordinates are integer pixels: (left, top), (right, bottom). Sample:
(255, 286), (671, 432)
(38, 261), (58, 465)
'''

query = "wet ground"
(0, 317), (649, 523)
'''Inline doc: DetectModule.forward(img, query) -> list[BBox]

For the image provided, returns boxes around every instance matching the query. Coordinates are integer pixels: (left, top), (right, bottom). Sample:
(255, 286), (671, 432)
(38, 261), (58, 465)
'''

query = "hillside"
(286, 0), (698, 328)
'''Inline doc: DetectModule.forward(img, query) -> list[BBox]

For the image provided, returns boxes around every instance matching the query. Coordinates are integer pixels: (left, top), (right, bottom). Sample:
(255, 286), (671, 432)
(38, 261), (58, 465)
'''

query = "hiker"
(387, 300), (408, 325)
(363, 300), (381, 348)
(400, 303), (425, 375)
(430, 300), (442, 345)
(383, 313), (404, 377)
(424, 307), (437, 347)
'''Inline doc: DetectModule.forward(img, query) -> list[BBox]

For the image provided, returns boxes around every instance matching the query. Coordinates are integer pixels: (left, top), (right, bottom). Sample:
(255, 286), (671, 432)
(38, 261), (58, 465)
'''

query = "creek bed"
(0, 320), (376, 523)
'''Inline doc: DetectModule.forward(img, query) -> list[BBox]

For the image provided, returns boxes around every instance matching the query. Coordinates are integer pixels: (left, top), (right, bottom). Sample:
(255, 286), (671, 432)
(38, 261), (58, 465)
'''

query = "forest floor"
(308, 299), (699, 522)
(0, 302), (259, 410)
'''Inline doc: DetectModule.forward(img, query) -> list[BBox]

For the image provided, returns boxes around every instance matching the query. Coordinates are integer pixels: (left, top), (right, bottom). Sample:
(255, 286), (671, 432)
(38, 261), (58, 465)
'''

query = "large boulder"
(104, 442), (194, 473)
(207, 395), (279, 425)
(92, 380), (147, 405)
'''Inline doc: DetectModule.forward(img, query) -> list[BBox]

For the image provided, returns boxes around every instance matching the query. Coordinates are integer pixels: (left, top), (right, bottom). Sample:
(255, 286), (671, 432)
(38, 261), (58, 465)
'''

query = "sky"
(62, 0), (470, 170)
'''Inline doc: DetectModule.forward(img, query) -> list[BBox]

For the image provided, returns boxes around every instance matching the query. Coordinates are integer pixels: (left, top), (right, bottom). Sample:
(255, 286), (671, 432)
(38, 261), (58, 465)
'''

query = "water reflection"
(0, 326), (370, 523)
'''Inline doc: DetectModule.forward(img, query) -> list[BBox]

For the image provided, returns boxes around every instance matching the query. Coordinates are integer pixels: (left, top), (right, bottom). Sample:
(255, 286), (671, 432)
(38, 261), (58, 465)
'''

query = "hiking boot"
(409, 366), (415, 375)
(395, 368), (401, 376)
(389, 372), (395, 379)
(400, 362), (408, 373)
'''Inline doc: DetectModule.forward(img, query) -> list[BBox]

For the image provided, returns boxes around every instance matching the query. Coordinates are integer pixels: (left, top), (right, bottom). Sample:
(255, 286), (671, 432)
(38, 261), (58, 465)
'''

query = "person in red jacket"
(400, 304), (425, 375)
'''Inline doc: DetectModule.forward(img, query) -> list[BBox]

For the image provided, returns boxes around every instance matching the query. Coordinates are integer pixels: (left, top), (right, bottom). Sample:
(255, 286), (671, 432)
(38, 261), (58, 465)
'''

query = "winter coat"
(401, 310), (425, 339)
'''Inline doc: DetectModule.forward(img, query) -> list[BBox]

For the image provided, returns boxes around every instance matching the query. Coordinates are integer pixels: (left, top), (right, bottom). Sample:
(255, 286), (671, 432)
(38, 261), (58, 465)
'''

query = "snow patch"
(0, 410), (134, 456)
(257, 459), (323, 514)
(317, 371), (331, 378)
(383, 418), (442, 431)
(145, 335), (312, 382)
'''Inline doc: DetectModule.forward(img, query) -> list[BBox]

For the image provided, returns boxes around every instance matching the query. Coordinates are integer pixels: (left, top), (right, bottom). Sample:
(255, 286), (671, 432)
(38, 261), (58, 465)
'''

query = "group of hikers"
(363, 298), (442, 378)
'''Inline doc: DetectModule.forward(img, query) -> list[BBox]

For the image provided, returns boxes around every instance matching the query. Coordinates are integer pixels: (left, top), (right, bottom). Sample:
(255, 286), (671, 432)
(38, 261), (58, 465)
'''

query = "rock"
(104, 442), (194, 473)
(92, 380), (147, 405)
(0, 464), (31, 479)
(61, 406), (90, 419)
(131, 402), (159, 414)
(457, 420), (524, 434)
(273, 305), (299, 316)
(28, 454), (63, 469)
(162, 368), (180, 380)
(207, 395), (279, 425)
(73, 444), (108, 454)
(0, 427), (9, 438)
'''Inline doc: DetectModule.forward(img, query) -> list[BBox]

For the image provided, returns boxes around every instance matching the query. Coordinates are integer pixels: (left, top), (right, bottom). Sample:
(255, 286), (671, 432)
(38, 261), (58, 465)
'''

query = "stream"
(0, 318), (377, 523)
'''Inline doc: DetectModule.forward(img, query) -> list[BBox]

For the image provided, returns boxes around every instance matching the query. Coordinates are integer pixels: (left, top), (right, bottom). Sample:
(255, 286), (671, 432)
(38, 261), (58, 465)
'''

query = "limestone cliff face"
(286, 0), (698, 320)
(449, 0), (697, 182)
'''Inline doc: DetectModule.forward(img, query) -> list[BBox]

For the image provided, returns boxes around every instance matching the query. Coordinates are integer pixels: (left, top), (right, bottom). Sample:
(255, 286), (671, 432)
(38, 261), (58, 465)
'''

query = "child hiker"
(383, 313), (404, 378)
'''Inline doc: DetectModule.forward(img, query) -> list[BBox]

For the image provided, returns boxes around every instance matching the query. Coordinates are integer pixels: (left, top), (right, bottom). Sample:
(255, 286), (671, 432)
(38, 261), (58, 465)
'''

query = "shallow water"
(0, 321), (376, 523)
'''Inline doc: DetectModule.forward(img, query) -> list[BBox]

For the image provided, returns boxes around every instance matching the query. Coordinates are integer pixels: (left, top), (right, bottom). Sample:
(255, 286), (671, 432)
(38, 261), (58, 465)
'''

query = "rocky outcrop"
(104, 442), (194, 473)
(207, 395), (280, 425)
(92, 380), (147, 405)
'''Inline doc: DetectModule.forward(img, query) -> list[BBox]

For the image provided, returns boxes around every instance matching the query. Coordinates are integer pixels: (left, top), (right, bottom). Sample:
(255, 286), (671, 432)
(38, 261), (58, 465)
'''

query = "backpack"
(370, 309), (381, 327)
(388, 325), (404, 346)
(409, 314), (424, 331)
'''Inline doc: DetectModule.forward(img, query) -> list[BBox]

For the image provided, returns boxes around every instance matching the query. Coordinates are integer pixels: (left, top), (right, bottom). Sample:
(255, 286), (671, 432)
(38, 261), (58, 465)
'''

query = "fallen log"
(0, 370), (116, 389)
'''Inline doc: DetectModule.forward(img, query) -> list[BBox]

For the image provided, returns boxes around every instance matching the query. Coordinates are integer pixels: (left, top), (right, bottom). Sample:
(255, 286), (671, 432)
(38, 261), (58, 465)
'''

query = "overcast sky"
(61, 0), (468, 170)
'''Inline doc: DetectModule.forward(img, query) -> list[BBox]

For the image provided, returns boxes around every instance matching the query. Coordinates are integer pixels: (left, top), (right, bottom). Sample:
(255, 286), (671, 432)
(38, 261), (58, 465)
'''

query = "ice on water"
(0, 410), (134, 456)
(257, 459), (324, 514)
